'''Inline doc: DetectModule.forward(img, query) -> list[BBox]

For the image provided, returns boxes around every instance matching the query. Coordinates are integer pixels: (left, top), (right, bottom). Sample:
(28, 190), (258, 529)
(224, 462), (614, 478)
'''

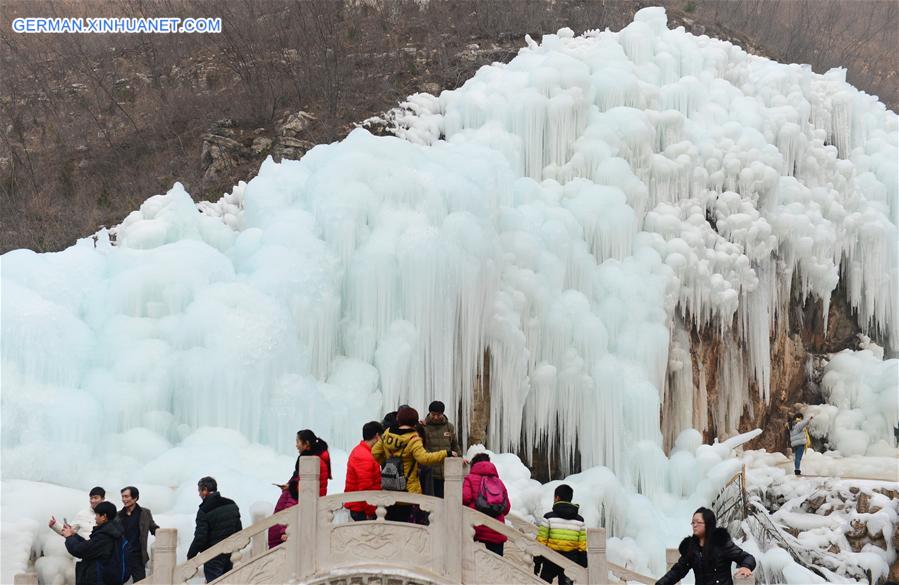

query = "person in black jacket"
(656, 507), (755, 585)
(117, 486), (158, 582)
(62, 501), (124, 585)
(187, 476), (243, 582)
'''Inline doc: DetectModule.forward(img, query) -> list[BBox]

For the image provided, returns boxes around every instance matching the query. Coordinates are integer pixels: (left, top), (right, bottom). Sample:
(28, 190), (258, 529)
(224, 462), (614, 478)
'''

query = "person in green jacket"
(422, 400), (460, 498)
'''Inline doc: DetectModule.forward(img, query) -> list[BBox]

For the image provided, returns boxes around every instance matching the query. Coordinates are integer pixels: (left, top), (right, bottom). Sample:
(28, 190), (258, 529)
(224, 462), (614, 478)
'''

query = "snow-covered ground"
(2, 5), (897, 584)
(741, 451), (898, 584)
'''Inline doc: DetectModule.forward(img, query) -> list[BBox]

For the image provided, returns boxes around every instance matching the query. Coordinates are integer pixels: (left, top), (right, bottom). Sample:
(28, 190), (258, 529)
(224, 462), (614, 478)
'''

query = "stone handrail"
(318, 489), (445, 513)
(17, 460), (765, 584)
(506, 512), (655, 584)
(462, 508), (591, 582)
(27, 457), (663, 584)
(167, 506), (292, 583)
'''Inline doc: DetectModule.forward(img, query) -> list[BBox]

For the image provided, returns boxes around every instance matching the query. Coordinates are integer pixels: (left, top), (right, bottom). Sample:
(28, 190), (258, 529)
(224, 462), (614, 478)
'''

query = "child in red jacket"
(345, 421), (384, 520)
(462, 453), (511, 556)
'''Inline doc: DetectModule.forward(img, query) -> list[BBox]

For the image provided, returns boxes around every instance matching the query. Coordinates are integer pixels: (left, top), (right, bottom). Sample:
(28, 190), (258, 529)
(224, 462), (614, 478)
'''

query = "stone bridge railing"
(138, 457), (638, 584)
(14, 458), (760, 584)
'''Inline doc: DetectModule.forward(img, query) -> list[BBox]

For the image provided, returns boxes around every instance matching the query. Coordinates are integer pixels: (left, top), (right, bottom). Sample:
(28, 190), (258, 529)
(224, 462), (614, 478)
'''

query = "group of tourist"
(51, 399), (758, 585)
(49, 486), (159, 585)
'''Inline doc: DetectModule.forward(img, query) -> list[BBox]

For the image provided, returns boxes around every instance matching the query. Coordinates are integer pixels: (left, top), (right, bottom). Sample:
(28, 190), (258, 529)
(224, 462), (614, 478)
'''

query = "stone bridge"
(13, 458), (763, 584)
(146, 457), (652, 584)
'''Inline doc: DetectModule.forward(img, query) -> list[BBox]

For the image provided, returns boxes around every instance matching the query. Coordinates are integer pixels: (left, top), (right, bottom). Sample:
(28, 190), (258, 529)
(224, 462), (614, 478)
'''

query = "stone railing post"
(443, 457), (464, 582)
(250, 508), (267, 558)
(295, 455), (321, 581)
(666, 548), (680, 571)
(586, 527), (607, 584)
(146, 528), (177, 584)
(12, 573), (37, 585)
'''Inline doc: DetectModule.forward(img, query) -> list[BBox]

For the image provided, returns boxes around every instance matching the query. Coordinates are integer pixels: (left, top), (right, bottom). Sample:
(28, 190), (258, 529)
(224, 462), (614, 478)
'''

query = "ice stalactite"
(714, 338), (749, 438)
(3, 8), (897, 502)
(662, 318), (694, 450)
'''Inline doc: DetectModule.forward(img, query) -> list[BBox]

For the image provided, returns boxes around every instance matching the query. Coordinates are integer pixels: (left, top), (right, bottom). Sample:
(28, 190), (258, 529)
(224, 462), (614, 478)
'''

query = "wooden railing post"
(250, 508), (267, 558)
(146, 528), (177, 584)
(295, 455), (321, 581)
(586, 527), (607, 584)
(12, 573), (37, 585)
(444, 457), (464, 583)
(740, 463), (748, 518)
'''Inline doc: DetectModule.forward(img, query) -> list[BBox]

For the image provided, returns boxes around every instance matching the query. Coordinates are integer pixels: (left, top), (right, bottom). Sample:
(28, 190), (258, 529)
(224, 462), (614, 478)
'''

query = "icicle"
(662, 318), (694, 451)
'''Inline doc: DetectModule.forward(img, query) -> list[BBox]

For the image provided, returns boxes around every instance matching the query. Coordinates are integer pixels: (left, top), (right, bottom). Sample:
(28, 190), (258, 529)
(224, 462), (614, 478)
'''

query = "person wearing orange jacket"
(344, 421), (384, 521)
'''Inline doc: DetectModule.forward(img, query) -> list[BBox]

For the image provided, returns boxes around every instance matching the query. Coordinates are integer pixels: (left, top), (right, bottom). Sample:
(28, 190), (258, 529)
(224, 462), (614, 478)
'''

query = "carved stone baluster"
(443, 457), (464, 582)
(146, 528), (177, 584)
(666, 548), (680, 571)
(296, 455), (320, 581)
(250, 509), (267, 559)
(375, 503), (387, 521)
(586, 527), (607, 585)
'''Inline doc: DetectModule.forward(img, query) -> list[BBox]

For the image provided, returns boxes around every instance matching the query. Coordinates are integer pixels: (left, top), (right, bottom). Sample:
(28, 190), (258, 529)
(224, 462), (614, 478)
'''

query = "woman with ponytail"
(268, 429), (332, 548)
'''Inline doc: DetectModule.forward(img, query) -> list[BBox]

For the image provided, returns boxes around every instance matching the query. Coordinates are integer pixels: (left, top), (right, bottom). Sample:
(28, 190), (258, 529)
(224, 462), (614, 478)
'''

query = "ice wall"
(2, 5), (897, 522)
(808, 342), (899, 457)
(388, 7), (898, 453)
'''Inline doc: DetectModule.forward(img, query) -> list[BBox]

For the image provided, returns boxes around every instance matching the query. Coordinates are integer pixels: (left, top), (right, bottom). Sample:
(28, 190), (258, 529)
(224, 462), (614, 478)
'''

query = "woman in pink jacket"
(462, 453), (511, 556)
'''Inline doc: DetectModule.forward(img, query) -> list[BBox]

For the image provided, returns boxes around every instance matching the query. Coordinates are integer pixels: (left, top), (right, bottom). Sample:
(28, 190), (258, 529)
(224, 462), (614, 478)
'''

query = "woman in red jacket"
(462, 453), (511, 556)
(344, 421), (384, 520)
(268, 429), (332, 548)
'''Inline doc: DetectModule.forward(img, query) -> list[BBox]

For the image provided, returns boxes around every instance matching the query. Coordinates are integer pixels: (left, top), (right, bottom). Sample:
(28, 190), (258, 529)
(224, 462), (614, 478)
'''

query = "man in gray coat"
(789, 412), (814, 476)
(422, 400), (460, 498)
(118, 486), (159, 582)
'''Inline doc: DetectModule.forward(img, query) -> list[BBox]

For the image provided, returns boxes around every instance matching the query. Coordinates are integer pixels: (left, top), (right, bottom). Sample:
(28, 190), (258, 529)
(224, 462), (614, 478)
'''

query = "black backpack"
(100, 536), (129, 585)
(381, 443), (414, 491)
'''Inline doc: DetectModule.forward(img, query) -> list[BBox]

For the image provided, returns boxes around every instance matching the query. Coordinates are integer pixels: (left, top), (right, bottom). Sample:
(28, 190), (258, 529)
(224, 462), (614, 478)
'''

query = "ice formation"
(2, 6), (898, 584)
(743, 450), (898, 583)
(383, 7), (898, 461)
(807, 343), (899, 457)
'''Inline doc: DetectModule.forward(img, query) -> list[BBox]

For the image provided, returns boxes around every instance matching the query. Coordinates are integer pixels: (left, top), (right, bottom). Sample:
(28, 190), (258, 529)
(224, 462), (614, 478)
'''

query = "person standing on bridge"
(656, 507), (755, 585)
(345, 421), (384, 521)
(535, 484), (587, 584)
(789, 412), (813, 476)
(117, 486), (158, 583)
(462, 453), (511, 556)
(372, 406), (453, 523)
(423, 400), (461, 498)
(268, 429), (331, 548)
(62, 501), (125, 585)
(187, 476), (242, 582)
(49, 486), (107, 539)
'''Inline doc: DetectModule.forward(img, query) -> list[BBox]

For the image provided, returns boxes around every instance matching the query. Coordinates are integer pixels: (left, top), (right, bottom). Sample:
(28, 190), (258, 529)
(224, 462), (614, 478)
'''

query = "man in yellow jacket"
(372, 406), (452, 522)
(535, 484), (587, 584)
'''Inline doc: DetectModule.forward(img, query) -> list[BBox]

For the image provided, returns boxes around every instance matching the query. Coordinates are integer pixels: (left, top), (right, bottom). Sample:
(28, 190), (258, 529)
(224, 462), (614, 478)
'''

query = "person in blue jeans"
(789, 413), (813, 476)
